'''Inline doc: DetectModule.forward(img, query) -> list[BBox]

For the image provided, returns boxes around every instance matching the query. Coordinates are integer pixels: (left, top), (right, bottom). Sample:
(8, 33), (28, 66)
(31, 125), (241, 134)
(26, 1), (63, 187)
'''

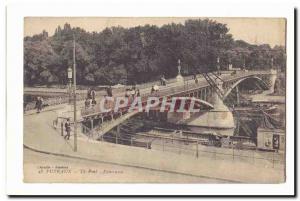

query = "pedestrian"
(136, 89), (140, 97)
(103, 95), (108, 106)
(87, 88), (92, 99)
(91, 88), (96, 100)
(110, 86), (113, 97)
(91, 98), (97, 106)
(131, 88), (136, 98)
(106, 86), (113, 97)
(24, 102), (27, 114)
(106, 87), (109, 96)
(161, 75), (166, 86)
(194, 75), (198, 84)
(35, 97), (43, 113)
(64, 118), (71, 140)
(85, 98), (90, 108)
(151, 86), (155, 94)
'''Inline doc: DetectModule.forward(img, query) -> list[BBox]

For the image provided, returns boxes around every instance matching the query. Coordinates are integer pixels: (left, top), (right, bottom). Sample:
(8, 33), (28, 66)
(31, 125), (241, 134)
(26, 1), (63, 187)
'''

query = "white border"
(6, 0), (295, 196)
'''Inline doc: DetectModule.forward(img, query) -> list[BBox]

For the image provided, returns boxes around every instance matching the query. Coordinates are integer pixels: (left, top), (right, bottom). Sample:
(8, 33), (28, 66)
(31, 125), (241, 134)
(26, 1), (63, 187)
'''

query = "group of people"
(160, 75), (167, 86)
(85, 88), (97, 108)
(151, 85), (159, 95)
(125, 85), (140, 99)
(149, 74), (166, 95)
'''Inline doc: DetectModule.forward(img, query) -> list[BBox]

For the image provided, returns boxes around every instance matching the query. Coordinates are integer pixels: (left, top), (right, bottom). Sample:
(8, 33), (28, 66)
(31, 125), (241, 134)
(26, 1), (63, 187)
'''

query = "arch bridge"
(58, 69), (277, 139)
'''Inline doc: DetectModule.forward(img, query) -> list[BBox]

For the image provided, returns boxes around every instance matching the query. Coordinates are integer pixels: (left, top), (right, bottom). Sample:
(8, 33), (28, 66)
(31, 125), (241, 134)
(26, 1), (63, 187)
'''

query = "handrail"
(99, 130), (284, 169)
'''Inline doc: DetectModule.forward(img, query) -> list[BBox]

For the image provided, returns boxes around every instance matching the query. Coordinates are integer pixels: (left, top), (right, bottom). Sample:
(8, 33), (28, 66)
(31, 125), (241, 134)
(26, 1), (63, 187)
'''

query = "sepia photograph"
(22, 17), (287, 184)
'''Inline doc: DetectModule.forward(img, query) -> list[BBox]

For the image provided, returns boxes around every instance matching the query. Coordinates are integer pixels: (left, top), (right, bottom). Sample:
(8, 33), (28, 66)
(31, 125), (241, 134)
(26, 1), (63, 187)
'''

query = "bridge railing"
(26, 70), (270, 113)
(80, 82), (191, 117)
(24, 93), (88, 111)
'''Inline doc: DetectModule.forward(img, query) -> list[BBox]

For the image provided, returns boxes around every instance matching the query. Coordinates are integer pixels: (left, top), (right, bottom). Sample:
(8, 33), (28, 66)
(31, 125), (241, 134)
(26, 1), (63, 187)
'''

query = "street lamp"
(67, 67), (72, 104)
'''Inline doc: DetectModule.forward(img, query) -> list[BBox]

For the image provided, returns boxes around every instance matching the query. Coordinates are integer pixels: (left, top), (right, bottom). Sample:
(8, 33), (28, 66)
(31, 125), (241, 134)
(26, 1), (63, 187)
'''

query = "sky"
(24, 17), (286, 47)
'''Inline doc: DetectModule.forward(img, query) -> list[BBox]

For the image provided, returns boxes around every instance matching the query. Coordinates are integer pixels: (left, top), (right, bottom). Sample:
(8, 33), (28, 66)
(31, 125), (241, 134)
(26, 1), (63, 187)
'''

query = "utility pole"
(73, 34), (77, 152)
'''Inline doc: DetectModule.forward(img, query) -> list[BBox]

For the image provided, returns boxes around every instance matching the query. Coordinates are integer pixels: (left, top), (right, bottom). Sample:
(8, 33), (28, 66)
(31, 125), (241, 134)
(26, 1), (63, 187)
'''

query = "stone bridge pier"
(171, 79), (236, 137)
(195, 79), (235, 136)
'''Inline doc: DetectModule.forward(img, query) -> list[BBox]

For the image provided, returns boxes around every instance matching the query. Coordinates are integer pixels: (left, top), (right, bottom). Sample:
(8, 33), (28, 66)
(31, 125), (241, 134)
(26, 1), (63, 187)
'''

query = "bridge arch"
(185, 97), (214, 110)
(163, 97), (214, 111)
(223, 76), (269, 100)
(80, 96), (215, 138)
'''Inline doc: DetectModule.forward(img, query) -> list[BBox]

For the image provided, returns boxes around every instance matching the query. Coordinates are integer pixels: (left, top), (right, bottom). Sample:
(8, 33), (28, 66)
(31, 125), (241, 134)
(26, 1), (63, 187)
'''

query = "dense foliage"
(24, 19), (286, 86)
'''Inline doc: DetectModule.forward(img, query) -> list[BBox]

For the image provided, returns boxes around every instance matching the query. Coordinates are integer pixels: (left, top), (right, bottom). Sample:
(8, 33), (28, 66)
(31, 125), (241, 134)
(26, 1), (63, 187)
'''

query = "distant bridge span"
(222, 75), (270, 100)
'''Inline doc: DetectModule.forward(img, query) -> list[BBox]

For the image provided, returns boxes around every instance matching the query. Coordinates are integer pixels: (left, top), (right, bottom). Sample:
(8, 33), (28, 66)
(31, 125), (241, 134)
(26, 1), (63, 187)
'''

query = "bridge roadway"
(79, 70), (272, 121)
(24, 70), (271, 111)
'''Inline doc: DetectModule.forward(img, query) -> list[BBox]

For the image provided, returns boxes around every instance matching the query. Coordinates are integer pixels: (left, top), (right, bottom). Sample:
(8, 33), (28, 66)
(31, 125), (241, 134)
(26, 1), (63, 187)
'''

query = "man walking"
(136, 89), (140, 97)
(161, 75), (166, 86)
(64, 118), (71, 140)
(91, 88), (96, 100)
(150, 86), (155, 94)
(106, 86), (113, 97)
(85, 98), (90, 109)
(91, 98), (97, 106)
(87, 88), (92, 99)
(193, 74), (198, 84)
(35, 97), (43, 113)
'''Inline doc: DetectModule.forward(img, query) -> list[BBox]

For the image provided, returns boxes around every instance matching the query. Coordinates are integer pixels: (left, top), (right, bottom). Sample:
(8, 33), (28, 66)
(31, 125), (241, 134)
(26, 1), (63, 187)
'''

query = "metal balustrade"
(99, 130), (285, 170)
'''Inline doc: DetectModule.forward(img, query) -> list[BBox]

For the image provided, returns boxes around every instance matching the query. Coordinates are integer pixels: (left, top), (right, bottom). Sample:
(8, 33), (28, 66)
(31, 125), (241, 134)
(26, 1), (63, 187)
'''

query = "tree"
(24, 40), (60, 85)
(24, 21), (286, 86)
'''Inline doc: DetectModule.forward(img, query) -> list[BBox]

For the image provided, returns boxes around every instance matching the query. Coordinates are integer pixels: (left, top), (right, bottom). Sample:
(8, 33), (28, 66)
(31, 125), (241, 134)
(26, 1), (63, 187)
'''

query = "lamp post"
(67, 67), (72, 104)
(73, 35), (77, 152)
